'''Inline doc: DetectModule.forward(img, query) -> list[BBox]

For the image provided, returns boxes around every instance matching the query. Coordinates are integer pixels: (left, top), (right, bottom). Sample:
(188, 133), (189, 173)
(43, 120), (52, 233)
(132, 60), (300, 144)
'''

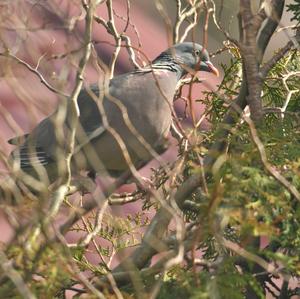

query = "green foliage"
(179, 48), (300, 298)
(202, 57), (243, 125)
(0, 244), (72, 298)
(156, 261), (265, 299)
(287, 0), (300, 24)
(71, 211), (149, 275)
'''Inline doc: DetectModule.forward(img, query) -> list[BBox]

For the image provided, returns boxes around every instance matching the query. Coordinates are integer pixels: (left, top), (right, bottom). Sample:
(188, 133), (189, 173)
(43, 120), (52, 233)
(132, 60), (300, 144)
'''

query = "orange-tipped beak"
(206, 61), (219, 77)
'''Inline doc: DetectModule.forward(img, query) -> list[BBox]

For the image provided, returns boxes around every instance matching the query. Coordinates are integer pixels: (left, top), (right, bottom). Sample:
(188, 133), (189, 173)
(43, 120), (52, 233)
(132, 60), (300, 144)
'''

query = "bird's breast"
(106, 70), (177, 158)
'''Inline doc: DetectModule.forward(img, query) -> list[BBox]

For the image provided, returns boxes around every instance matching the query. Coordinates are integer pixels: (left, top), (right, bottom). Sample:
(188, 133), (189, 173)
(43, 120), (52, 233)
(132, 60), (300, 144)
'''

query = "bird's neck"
(151, 53), (184, 80)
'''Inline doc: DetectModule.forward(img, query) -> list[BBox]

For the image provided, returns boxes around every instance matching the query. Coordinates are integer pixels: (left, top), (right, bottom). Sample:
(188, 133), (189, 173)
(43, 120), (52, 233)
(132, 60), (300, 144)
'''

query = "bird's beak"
(206, 61), (219, 77)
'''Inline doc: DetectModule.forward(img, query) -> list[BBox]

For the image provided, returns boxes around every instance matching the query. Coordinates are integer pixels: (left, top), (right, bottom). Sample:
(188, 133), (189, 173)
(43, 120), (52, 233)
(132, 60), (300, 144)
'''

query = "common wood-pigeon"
(8, 42), (219, 186)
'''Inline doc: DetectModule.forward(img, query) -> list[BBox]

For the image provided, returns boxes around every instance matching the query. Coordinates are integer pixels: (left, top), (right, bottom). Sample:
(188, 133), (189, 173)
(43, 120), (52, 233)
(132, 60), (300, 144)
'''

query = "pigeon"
(8, 42), (219, 188)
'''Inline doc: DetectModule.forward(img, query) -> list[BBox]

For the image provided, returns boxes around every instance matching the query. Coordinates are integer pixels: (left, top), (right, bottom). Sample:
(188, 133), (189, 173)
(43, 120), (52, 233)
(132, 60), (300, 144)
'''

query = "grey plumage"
(9, 42), (218, 183)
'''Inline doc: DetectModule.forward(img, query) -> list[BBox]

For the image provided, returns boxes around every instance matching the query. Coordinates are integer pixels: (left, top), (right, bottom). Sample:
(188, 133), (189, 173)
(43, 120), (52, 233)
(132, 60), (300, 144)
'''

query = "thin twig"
(0, 51), (69, 97)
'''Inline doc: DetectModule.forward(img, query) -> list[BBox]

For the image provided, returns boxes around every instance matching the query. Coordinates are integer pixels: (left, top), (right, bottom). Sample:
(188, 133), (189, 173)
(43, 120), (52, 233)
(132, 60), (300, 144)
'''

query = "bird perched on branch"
(8, 42), (219, 194)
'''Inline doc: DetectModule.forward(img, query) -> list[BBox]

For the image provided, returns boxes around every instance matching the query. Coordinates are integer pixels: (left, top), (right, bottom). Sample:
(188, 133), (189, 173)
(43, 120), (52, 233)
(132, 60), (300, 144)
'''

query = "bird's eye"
(194, 50), (200, 56)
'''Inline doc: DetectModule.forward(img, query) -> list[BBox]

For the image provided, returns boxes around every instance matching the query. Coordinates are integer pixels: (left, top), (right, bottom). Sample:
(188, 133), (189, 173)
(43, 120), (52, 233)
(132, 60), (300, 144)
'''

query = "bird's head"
(153, 42), (219, 78)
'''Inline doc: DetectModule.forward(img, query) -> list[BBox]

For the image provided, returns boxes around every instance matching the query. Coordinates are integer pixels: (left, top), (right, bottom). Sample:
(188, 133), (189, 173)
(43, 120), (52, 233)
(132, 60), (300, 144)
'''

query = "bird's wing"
(8, 134), (29, 145)
(73, 85), (106, 152)
(14, 146), (53, 168)
(10, 86), (107, 168)
(77, 85), (103, 135)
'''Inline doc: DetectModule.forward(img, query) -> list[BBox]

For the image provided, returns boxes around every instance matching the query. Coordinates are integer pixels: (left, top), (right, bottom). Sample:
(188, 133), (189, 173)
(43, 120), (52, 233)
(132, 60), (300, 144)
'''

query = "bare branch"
(260, 41), (294, 78)
(0, 51), (69, 97)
